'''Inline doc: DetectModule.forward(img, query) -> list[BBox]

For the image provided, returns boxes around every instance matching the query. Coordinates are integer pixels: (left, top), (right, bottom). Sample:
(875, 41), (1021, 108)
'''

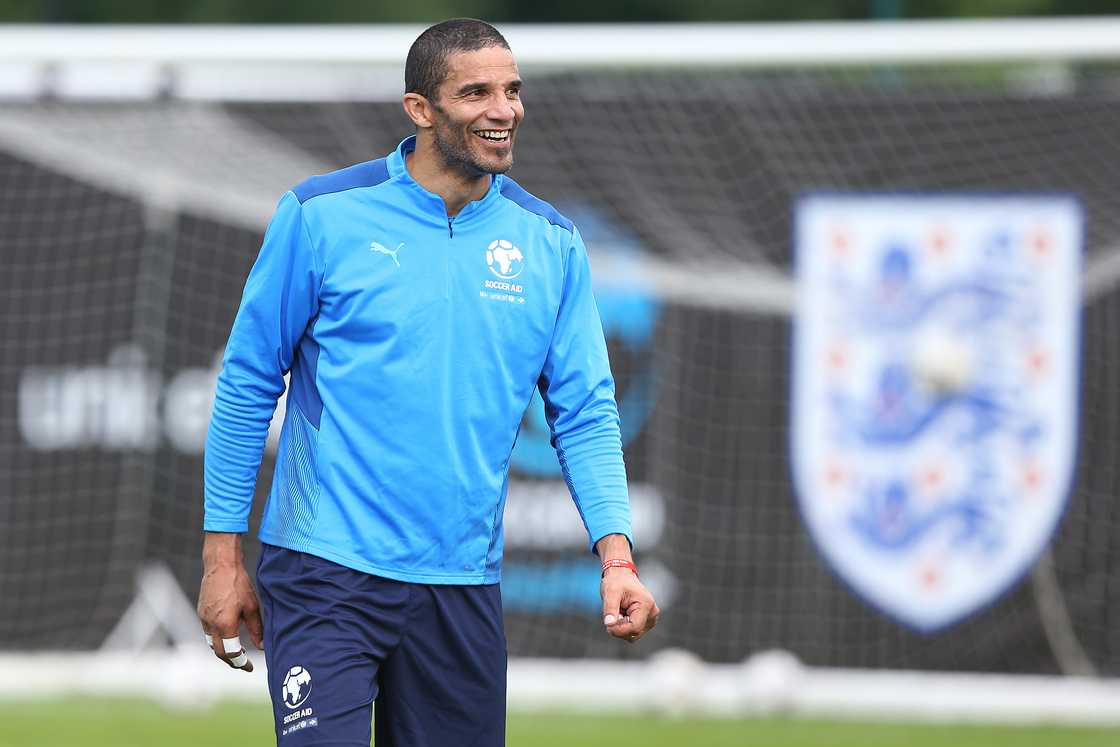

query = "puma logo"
(370, 241), (405, 267)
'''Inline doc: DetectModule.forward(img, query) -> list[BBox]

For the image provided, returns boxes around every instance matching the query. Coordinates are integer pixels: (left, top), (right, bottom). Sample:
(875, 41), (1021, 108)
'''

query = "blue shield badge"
(791, 194), (1082, 631)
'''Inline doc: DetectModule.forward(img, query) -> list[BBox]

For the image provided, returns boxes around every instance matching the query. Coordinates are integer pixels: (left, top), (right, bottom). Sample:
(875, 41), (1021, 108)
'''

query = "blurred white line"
(591, 252), (794, 314)
(1, 19), (1120, 68)
(1, 650), (1118, 725)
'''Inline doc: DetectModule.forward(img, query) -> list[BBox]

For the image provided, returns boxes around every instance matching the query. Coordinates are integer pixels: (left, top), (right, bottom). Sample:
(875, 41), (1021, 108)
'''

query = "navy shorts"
(256, 544), (507, 746)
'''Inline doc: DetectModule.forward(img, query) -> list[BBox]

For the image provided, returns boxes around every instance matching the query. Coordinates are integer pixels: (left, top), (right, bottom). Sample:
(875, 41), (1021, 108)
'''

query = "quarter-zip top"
(204, 136), (633, 584)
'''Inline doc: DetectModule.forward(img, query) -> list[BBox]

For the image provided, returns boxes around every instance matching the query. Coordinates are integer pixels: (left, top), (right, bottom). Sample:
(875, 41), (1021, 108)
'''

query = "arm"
(539, 228), (658, 641)
(199, 191), (323, 669)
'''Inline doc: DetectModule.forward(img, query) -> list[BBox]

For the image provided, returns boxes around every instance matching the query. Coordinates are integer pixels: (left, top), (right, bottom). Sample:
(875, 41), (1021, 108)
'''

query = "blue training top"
(204, 136), (632, 584)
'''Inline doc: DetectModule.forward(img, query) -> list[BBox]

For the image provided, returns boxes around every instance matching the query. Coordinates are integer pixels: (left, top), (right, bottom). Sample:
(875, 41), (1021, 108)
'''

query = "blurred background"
(2, 2), (1120, 746)
(0, 0), (1118, 22)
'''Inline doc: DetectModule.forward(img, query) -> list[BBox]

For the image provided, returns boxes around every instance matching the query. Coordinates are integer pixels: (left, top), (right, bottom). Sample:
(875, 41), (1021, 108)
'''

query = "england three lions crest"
(791, 194), (1082, 632)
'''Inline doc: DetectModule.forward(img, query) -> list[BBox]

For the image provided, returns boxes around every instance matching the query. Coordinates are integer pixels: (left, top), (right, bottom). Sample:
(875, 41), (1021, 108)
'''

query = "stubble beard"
(430, 107), (514, 178)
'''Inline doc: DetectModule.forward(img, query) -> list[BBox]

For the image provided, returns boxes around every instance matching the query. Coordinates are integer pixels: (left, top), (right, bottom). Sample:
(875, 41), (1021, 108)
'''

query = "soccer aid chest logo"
(486, 239), (524, 279)
(480, 239), (527, 305)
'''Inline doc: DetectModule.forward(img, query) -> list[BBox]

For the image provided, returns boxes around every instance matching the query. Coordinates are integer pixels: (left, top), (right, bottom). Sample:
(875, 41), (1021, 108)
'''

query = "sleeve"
(203, 191), (324, 532)
(538, 226), (634, 552)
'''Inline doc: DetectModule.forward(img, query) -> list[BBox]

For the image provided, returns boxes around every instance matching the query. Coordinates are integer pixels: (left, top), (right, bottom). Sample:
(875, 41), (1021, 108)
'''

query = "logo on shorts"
(282, 665), (313, 709)
(486, 239), (524, 279)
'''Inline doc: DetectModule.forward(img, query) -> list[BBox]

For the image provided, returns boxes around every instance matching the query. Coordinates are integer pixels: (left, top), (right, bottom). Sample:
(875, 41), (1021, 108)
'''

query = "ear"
(402, 93), (435, 129)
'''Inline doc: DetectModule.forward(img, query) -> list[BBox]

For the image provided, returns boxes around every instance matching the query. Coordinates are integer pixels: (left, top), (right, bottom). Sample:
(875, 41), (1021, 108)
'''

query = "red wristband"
(601, 559), (639, 577)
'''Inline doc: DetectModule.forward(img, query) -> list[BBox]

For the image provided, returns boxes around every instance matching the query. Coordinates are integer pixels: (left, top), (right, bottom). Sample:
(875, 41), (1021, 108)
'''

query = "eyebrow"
(454, 79), (523, 96)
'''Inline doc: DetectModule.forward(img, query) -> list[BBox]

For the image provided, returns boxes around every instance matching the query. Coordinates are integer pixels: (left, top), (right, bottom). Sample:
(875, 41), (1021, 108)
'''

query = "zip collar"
(386, 135), (506, 227)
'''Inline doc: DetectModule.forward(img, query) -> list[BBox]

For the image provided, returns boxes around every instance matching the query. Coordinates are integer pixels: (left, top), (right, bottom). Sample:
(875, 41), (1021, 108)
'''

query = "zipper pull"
(448, 218), (454, 239)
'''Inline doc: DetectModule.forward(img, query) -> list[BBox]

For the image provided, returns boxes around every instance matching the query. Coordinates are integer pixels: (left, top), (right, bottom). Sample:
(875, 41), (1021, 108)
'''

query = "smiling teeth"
(476, 130), (509, 141)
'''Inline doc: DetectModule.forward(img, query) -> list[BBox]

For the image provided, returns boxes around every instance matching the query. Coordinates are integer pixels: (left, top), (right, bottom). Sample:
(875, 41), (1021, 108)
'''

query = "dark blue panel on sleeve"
(293, 159), (391, 204)
(499, 177), (574, 232)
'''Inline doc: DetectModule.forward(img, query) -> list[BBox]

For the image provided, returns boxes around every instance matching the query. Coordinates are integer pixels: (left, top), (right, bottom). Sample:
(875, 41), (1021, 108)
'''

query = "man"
(198, 18), (658, 746)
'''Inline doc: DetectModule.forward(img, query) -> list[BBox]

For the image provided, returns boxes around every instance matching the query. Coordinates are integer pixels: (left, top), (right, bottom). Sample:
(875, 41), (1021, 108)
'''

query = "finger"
(608, 624), (642, 642)
(212, 632), (233, 660)
(199, 608), (221, 657)
(626, 602), (650, 634)
(209, 629), (252, 672)
(245, 600), (265, 650)
(208, 631), (226, 660)
(602, 586), (624, 627)
(205, 632), (245, 661)
(607, 602), (655, 641)
(222, 636), (254, 672)
(228, 651), (252, 671)
(607, 616), (641, 640)
(202, 618), (227, 660)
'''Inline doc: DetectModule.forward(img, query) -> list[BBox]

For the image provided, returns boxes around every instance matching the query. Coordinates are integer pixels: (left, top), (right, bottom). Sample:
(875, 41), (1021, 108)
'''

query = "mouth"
(473, 128), (512, 145)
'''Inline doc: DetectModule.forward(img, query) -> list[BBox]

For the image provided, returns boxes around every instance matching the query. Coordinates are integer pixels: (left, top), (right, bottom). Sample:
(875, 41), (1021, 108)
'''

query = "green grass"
(0, 699), (1116, 746)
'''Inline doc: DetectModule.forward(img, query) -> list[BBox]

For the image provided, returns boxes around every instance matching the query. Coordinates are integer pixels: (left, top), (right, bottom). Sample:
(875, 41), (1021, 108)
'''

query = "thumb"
(602, 585), (623, 627)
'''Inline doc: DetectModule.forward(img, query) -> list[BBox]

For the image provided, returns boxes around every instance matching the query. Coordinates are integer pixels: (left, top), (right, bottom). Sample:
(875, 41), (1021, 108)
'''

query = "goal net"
(2, 21), (1119, 706)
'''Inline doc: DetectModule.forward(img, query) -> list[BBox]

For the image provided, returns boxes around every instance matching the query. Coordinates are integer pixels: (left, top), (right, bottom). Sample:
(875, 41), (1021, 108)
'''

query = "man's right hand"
(197, 532), (264, 672)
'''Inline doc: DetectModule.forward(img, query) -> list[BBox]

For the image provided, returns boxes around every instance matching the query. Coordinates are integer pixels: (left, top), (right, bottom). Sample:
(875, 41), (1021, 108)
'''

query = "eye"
(507, 88), (521, 99)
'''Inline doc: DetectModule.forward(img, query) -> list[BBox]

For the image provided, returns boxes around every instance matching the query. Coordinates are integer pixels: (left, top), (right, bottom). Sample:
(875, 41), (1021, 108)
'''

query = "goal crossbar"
(2, 19), (1120, 67)
(2, 18), (1120, 102)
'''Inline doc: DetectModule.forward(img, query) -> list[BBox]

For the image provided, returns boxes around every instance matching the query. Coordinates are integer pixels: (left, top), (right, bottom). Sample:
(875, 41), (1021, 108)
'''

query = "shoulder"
(291, 158), (393, 205)
(499, 177), (575, 234)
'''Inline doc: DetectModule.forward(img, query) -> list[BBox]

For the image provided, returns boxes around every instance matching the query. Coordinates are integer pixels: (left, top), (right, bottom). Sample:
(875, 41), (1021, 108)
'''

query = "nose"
(486, 93), (518, 124)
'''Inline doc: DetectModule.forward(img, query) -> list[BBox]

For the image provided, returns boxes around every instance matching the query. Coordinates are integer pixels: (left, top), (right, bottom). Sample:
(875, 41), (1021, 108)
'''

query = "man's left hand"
(601, 567), (659, 643)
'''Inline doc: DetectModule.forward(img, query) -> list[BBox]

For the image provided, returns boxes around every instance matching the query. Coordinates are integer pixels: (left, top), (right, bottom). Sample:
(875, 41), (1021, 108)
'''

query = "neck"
(406, 135), (491, 217)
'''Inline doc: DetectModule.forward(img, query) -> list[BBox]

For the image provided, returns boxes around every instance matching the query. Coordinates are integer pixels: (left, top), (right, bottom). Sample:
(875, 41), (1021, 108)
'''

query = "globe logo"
(282, 665), (312, 709)
(486, 239), (524, 280)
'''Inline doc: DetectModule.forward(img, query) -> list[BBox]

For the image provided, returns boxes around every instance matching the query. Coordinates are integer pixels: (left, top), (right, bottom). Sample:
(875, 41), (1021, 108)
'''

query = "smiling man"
(198, 18), (658, 747)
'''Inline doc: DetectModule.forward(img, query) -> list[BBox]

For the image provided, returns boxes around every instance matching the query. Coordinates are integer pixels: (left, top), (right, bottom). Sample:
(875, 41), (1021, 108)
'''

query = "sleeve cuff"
(589, 527), (635, 555)
(203, 518), (250, 533)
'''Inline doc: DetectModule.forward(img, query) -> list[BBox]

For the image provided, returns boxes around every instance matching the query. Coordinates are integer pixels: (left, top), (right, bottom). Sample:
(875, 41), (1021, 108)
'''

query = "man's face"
(428, 46), (524, 177)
